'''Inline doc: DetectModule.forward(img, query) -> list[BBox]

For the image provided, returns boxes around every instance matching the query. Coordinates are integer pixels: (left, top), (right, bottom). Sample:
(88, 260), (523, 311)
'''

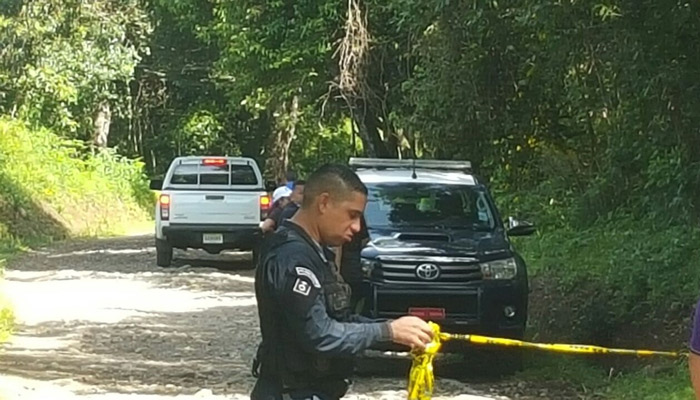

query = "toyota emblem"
(415, 263), (440, 281)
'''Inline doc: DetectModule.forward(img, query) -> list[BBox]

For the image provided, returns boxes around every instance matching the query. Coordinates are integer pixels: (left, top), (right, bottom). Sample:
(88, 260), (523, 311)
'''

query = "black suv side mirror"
(149, 178), (163, 191)
(507, 217), (536, 236)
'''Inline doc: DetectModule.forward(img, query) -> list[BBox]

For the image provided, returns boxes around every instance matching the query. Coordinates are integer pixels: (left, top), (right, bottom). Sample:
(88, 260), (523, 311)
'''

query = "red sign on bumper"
(408, 307), (446, 320)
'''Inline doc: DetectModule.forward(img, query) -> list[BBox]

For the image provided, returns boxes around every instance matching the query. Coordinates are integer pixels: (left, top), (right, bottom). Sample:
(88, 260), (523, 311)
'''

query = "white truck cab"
(149, 156), (270, 267)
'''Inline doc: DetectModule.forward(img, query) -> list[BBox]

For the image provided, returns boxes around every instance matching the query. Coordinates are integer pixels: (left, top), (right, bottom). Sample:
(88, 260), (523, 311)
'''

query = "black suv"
(350, 158), (535, 350)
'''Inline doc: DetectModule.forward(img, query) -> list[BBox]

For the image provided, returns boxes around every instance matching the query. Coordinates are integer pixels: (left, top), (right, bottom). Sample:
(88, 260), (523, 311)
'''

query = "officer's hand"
(389, 316), (434, 351)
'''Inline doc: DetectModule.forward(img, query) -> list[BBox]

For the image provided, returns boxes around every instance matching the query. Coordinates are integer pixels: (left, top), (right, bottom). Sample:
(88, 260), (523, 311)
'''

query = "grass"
(0, 261), (14, 343)
(0, 117), (154, 248)
(0, 299), (13, 343)
(518, 355), (694, 399)
(604, 361), (694, 399)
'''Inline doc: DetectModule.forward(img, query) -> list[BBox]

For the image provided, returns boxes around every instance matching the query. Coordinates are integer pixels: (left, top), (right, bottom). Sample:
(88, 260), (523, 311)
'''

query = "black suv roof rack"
(348, 158), (472, 173)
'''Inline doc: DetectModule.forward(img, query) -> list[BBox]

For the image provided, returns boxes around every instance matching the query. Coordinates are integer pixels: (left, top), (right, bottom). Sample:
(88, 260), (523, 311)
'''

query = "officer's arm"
(276, 266), (393, 356)
(260, 218), (276, 233)
(346, 313), (388, 324)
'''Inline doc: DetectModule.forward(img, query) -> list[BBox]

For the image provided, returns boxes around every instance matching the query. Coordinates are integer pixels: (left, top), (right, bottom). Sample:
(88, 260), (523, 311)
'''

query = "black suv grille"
(375, 256), (482, 284)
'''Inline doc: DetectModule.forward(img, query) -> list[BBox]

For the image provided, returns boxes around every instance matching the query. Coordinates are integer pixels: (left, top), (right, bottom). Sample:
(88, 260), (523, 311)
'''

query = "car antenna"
(411, 159), (417, 179)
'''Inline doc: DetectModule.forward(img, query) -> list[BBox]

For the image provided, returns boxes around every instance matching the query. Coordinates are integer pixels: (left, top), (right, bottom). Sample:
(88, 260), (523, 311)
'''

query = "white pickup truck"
(149, 156), (271, 267)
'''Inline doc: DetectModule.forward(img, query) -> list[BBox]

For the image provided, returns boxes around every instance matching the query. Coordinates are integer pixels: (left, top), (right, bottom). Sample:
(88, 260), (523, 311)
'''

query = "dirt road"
(0, 235), (580, 399)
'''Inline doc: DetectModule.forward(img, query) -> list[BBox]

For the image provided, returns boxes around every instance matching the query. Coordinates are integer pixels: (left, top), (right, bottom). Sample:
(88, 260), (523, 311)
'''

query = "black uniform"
(267, 204), (286, 228)
(339, 217), (369, 311)
(278, 202), (300, 223)
(251, 220), (392, 400)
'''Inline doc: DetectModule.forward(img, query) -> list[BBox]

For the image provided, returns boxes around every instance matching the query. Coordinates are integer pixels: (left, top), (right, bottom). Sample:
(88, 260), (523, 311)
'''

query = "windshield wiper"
(470, 223), (495, 232)
(426, 219), (494, 232)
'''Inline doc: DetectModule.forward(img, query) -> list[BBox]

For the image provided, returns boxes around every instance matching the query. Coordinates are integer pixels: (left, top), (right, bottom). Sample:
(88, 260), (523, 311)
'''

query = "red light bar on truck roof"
(202, 158), (227, 166)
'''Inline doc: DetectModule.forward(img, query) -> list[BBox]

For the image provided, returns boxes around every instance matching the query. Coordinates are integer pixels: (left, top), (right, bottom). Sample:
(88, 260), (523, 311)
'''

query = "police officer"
(251, 164), (434, 400)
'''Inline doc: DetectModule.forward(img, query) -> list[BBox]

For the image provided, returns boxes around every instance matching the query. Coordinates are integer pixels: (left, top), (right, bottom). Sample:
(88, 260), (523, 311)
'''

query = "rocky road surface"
(0, 235), (583, 399)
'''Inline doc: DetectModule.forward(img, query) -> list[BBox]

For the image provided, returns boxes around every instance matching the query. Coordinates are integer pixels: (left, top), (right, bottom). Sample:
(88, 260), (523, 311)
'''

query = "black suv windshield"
(364, 182), (496, 230)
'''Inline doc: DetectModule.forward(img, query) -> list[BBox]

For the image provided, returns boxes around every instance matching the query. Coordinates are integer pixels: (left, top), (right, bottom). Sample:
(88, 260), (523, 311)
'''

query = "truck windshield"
(364, 182), (496, 230)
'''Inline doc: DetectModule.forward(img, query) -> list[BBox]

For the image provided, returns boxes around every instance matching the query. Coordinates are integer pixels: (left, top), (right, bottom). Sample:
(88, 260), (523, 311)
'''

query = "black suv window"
(364, 182), (495, 230)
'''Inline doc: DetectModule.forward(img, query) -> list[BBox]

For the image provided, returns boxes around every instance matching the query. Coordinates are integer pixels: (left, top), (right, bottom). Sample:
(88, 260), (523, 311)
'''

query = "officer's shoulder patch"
(292, 278), (312, 296)
(295, 266), (321, 288)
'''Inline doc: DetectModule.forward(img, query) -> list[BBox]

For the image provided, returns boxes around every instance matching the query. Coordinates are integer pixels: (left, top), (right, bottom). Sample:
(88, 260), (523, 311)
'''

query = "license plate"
(202, 233), (223, 244)
(408, 307), (446, 320)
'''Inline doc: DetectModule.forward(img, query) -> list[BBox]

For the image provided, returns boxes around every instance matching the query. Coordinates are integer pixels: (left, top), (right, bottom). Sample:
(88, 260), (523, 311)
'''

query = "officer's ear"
(317, 192), (332, 215)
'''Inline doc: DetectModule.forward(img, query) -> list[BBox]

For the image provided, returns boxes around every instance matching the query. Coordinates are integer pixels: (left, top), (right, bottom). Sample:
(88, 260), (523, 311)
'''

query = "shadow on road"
(1, 305), (259, 395)
(11, 235), (257, 274)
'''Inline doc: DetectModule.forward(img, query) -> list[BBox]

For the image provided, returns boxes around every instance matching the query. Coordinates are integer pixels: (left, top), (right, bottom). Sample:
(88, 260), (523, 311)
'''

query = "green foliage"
(496, 173), (699, 344)
(0, 304), (12, 343)
(208, 0), (339, 104)
(0, 117), (153, 247)
(525, 222), (698, 340)
(0, 0), (152, 138)
(0, 260), (14, 344)
(289, 117), (359, 179)
(396, 0), (700, 222)
(497, 177), (700, 350)
(205, 0), (347, 178)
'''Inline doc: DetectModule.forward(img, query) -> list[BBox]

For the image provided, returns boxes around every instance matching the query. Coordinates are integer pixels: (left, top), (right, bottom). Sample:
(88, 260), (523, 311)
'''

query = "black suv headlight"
(480, 258), (517, 280)
(361, 258), (379, 278)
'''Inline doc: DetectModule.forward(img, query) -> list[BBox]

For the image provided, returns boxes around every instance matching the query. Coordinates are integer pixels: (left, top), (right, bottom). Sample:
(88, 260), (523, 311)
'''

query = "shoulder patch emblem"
(292, 278), (312, 296)
(295, 267), (321, 288)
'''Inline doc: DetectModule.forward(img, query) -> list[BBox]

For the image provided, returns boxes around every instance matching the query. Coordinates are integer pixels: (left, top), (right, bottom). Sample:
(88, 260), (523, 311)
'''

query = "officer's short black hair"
(302, 164), (367, 208)
(293, 179), (306, 189)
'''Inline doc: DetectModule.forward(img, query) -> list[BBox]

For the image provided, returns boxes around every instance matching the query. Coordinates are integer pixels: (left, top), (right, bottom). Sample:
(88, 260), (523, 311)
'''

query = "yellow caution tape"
(407, 322), (444, 400)
(407, 322), (684, 400)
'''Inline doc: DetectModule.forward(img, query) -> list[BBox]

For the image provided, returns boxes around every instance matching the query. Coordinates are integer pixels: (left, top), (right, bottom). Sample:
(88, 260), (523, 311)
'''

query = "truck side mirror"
(149, 179), (163, 191)
(507, 217), (536, 236)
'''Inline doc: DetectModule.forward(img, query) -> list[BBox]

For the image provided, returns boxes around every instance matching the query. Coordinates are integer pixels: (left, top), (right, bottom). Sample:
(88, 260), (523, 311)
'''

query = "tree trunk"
(266, 95), (300, 184)
(337, 0), (394, 158)
(350, 97), (390, 158)
(93, 100), (111, 148)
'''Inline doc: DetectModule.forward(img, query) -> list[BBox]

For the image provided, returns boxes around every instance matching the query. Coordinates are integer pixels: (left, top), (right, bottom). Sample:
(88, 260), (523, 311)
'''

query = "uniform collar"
(281, 219), (332, 263)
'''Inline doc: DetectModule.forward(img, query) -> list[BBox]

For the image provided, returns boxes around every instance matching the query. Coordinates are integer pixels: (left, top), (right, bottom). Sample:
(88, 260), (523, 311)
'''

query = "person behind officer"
(251, 164), (434, 400)
(278, 179), (305, 223)
(260, 186), (293, 234)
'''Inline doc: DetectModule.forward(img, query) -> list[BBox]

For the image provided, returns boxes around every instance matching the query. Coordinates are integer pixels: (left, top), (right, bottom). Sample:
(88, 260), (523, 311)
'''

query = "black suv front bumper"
(364, 280), (527, 337)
